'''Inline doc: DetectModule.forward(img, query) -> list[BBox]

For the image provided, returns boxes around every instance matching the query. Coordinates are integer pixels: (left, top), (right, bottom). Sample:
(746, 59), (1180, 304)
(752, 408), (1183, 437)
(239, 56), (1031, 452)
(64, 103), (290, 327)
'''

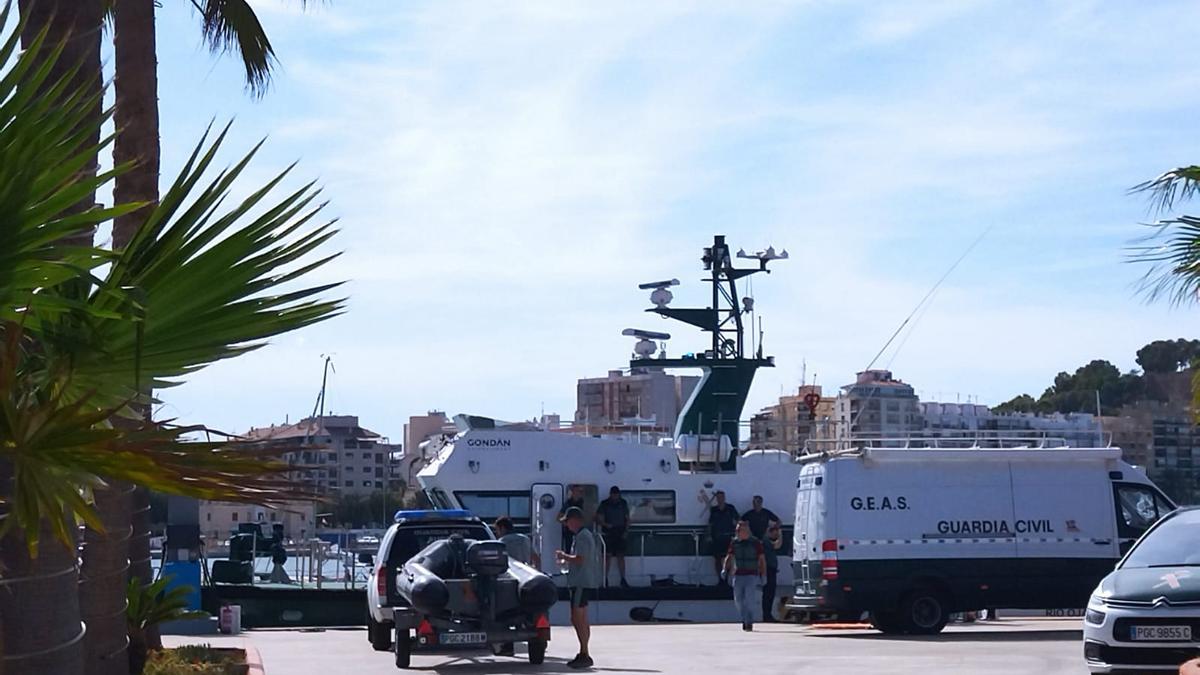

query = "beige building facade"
(199, 500), (316, 545)
(246, 415), (401, 497)
(748, 385), (836, 454)
(575, 369), (700, 434)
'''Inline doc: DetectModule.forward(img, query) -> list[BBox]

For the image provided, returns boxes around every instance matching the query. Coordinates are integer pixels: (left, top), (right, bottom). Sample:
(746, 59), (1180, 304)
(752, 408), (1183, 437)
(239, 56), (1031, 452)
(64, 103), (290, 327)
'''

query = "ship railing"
(796, 430), (1113, 462)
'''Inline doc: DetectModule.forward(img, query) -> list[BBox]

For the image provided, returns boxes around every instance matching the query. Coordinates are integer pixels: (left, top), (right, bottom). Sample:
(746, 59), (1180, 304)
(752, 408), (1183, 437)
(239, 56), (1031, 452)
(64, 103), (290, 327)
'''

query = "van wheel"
(528, 638), (547, 664)
(899, 588), (950, 635)
(870, 610), (906, 635)
(394, 628), (412, 669)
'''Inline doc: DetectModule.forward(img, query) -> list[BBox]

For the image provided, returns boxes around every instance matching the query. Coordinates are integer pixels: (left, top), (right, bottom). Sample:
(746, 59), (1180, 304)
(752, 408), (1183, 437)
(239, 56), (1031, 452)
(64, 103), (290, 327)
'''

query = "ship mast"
(627, 235), (786, 469)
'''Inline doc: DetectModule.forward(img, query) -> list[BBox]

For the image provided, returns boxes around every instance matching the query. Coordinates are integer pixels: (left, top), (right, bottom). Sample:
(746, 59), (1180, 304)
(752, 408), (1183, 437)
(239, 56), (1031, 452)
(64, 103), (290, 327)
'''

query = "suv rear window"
(387, 524), (492, 565)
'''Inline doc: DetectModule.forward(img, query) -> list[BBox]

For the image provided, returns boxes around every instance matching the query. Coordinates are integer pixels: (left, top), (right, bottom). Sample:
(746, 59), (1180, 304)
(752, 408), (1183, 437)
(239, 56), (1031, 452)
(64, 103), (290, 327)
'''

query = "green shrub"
(143, 645), (245, 675)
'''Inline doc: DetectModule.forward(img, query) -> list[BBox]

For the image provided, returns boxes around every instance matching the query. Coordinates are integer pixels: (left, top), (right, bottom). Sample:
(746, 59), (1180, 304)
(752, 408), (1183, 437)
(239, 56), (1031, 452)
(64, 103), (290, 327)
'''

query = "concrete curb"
(245, 644), (266, 675)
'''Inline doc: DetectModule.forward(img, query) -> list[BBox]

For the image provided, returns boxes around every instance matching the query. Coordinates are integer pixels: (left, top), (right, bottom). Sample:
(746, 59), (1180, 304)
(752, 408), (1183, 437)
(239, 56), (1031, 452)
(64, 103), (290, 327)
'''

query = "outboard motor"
(466, 541), (509, 621)
(466, 541), (509, 576)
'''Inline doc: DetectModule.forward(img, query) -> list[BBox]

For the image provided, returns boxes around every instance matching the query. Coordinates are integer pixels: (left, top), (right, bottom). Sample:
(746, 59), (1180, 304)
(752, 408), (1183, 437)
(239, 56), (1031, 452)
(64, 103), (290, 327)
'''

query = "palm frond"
(1131, 166), (1200, 215)
(48, 123), (346, 407)
(0, 5), (129, 321)
(0, 6), (340, 556)
(0, 323), (324, 554)
(194, 0), (277, 97)
(1127, 217), (1200, 306)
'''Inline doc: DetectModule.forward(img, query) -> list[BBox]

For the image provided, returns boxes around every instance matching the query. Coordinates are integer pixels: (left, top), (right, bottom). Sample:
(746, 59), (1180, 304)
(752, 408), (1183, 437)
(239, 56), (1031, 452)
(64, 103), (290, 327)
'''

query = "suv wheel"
(899, 587), (950, 635)
(369, 615), (393, 651)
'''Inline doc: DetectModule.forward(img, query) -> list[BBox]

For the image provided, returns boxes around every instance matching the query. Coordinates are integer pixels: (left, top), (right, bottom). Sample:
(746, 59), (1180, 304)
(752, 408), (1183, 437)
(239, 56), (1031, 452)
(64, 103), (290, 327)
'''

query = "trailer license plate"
(440, 632), (488, 645)
(1131, 625), (1191, 641)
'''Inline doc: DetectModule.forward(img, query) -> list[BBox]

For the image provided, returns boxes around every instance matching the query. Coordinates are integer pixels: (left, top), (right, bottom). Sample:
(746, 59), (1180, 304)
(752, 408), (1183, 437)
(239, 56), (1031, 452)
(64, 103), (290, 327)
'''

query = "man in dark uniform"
(745, 495), (779, 540)
(595, 486), (631, 588)
(708, 490), (739, 585)
(761, 520), (783, 622)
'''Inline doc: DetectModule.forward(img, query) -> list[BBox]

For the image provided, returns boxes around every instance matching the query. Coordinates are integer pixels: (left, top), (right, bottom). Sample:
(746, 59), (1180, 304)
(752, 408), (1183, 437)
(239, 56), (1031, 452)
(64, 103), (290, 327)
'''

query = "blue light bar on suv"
(393, 508), (474, 522)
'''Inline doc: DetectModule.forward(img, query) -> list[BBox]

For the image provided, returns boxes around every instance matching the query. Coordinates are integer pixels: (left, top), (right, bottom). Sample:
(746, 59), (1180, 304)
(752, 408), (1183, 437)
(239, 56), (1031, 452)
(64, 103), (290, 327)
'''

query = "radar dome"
(634, 339), (656, 357)
(650, 287), (673, 308)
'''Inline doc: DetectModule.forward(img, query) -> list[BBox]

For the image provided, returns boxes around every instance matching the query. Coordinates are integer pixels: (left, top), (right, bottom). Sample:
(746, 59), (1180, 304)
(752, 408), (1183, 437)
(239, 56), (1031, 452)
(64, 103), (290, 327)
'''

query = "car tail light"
(821, 539), (839, 580)
(535, 613), (551, 640)
(376, 566), (387, 599)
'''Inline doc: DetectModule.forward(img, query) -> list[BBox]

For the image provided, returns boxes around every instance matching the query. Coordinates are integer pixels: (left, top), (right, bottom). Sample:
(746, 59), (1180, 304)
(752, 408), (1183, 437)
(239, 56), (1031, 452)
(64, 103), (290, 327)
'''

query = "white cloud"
(159, 1), (1200, 438)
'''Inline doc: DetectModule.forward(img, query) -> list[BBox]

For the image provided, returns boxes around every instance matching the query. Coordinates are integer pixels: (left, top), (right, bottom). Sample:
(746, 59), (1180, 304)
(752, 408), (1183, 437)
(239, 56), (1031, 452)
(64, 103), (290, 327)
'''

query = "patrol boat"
(416, 235), (801, 625)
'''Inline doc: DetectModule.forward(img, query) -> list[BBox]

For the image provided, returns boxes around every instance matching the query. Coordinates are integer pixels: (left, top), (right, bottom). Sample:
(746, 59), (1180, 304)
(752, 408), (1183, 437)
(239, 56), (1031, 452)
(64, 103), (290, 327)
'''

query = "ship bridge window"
(454, 491), (531, 525)
(623, 490), (676, 524)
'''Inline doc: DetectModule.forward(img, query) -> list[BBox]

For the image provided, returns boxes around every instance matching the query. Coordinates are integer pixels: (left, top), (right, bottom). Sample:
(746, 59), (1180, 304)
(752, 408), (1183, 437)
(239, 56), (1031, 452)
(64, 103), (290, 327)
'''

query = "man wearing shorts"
(556, 507), (598, 669)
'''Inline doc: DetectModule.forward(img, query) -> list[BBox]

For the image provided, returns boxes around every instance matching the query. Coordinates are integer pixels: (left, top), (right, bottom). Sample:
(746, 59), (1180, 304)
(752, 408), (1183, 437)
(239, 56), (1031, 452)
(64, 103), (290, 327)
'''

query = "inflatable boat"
(397, 535), (557, 620)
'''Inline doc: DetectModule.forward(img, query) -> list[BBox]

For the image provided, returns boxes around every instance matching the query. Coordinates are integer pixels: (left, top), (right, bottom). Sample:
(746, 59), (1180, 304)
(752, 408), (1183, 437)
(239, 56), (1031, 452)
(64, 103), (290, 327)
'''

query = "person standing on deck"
(556, 507), (599, 669)
(595, 486), (632, 588)
(708, 490), (739, 585)
(761, 520), (783, 622)
(723, 520), (765, 631)
(745, 495), (779, 540)
(559, 484), (587, 551)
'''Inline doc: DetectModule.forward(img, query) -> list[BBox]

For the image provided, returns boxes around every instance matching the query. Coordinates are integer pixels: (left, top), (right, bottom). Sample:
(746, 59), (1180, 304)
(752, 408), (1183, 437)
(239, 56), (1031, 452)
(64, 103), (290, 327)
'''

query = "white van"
(789, 446), (1175, 634)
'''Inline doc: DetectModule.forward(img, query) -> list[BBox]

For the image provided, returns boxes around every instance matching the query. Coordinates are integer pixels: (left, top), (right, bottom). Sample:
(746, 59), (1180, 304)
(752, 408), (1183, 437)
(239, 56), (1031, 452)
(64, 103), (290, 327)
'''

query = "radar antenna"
(623, 235), (787, 463)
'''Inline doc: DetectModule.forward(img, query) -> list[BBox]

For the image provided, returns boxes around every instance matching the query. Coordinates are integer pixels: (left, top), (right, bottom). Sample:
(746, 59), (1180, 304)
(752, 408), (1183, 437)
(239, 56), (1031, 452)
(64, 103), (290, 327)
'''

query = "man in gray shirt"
(556, 507), (598, 670)
(494, 516), (539, 568)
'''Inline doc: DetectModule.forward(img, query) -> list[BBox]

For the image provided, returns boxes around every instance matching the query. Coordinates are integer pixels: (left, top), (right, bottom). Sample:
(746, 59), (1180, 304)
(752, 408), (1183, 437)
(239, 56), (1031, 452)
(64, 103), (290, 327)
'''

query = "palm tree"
(0, 11), (343, 675)
(1130, 167), (1200, 416)
(110, 4), (306, 662)
(112, 0), (295, 250)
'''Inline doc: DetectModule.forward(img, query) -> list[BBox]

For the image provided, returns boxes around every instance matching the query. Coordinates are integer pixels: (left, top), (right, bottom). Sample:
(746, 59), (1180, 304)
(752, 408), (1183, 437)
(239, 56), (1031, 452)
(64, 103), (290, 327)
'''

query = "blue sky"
(132, 1), (1200, 441)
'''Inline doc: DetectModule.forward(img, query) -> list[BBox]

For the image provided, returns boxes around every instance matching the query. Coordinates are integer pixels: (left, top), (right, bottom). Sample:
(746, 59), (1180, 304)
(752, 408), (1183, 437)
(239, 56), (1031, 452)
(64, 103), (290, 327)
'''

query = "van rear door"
(794, 466), (818, 596)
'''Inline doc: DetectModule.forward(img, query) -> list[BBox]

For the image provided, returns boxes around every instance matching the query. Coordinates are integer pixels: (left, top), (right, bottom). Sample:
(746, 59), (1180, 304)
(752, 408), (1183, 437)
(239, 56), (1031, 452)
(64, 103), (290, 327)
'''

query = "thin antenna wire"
(849, 226), (993, 431)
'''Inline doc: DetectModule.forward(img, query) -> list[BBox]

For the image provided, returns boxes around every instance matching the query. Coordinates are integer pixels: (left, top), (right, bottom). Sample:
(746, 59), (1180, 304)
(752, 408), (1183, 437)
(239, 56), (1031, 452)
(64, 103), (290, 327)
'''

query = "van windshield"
(1123, 510), (1200, 569)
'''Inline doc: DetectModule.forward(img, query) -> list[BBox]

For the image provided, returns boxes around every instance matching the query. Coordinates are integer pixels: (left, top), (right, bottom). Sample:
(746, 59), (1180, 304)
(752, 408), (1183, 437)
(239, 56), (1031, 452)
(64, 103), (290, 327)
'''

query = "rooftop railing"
(796, 429), (1112, 462)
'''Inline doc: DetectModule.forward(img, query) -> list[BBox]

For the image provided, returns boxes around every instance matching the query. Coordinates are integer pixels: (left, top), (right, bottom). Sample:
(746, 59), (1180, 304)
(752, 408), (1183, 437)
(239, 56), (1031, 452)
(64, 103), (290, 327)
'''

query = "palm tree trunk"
(113, 0), (164, 656)
(128, 487), (160, 651)
(79, 482), (133, 675)
(0, 464), (86, 675)
(18, 0), (104, 244)
(5, 4), (103, 675)
(112, 0), (160, 250)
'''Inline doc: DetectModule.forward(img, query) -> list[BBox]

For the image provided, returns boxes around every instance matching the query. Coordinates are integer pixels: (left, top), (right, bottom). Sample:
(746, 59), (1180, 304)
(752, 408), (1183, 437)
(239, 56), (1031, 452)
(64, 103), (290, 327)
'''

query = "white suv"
(365, 510), (492, 652)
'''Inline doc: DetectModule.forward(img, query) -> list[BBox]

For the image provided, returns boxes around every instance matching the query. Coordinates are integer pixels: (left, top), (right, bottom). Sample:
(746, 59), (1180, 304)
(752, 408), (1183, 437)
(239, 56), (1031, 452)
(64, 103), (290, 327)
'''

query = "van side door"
(1011, 463), (1116, 608)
